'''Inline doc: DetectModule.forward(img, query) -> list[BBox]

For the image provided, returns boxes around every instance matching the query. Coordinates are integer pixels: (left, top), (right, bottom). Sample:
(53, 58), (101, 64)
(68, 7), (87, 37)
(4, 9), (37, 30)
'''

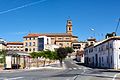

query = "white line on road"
(73, 68), (77, 70)
(68, 68), (72, 70)
(72, 75), (78, 80)
(112, 73), (120, 80)
(0, 77), (24, 80)
(66, 78), (70, 80)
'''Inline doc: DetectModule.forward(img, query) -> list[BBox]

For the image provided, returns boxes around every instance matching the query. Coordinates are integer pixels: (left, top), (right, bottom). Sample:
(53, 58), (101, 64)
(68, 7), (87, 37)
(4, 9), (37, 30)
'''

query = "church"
(23, 19), (78, 53)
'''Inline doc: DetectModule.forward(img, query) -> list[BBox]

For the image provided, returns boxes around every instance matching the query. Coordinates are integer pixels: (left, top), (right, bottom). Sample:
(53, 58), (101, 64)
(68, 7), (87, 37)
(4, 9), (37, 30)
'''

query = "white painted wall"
(84, 38), (120, 69)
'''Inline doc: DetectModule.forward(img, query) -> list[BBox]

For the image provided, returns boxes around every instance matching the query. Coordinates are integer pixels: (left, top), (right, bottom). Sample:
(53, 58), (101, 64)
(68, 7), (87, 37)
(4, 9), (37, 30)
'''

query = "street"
(0, 59), (120, 80)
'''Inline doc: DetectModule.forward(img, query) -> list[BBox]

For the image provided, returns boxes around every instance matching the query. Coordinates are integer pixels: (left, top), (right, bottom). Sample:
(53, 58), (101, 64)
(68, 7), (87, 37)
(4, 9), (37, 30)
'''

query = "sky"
(0, 0), (120, 42)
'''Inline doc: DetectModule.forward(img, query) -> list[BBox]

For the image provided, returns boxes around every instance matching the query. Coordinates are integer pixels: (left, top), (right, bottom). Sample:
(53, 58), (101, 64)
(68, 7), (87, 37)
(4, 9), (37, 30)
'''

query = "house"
(84, 36), (120, 69)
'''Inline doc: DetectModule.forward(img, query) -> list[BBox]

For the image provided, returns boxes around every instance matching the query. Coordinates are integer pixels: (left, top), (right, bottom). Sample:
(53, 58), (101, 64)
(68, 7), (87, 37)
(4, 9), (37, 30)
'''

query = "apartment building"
(6, 42), (24, 51)
(84, 36), (120, 69)
(23, 19), (78, 53)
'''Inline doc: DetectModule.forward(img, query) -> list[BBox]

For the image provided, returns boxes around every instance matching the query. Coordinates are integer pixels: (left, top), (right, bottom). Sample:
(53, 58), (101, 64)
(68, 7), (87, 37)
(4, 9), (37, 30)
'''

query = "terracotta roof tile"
(23, 33), (78, 38)
(7, 42), (23, 45)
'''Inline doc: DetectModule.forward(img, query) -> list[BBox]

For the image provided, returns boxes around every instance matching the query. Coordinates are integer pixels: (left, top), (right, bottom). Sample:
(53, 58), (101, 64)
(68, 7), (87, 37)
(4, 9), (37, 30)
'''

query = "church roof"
(23, 33), (78, 38)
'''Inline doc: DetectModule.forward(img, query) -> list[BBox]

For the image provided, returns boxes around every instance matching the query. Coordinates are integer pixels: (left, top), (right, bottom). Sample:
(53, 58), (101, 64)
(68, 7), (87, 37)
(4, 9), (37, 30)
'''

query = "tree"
(56, 47), (68, 67)
(42, 50), (52, 66)
(0, 50), (7, 64)
(30, 52), (39, 67)
(65, 47), (74, 57)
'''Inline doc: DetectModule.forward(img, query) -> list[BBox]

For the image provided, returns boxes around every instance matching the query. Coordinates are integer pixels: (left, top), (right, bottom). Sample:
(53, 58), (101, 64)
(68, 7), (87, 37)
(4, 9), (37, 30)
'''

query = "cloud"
(0, 0), (47, 15)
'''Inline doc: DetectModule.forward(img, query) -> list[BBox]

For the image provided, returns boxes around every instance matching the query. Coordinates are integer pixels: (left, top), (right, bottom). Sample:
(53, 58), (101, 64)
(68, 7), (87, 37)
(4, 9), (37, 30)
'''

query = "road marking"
(81, 68), (86, 74)
(66, 78), (70, 80)
(0, 77), (24, 80)
(72, 75), (78, 80)
(69, 68), (72, 70)
(73, 68), (77, 70)
(112, 73), (120, 80)
(78, 68), (81, 69)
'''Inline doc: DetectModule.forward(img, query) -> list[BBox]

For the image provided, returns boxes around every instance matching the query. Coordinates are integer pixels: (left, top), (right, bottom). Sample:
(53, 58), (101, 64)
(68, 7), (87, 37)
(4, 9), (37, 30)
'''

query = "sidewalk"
(0, 61), (66, 73)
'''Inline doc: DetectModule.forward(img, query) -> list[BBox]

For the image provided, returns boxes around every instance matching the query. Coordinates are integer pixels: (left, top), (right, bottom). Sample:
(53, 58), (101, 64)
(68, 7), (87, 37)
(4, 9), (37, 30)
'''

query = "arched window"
(69, 27), (71, 30)
(25, 48), (28, 51)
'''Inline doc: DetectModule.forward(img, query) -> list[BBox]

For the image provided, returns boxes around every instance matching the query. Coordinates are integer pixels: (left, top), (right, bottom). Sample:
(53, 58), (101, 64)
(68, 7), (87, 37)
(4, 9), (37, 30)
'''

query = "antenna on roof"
(115, 18), (120, 35)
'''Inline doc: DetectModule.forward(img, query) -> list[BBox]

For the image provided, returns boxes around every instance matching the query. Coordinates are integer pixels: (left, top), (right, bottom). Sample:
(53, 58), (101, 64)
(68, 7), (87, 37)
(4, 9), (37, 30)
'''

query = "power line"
(0, 0), (47, 15)
(115, 18), (120, 34)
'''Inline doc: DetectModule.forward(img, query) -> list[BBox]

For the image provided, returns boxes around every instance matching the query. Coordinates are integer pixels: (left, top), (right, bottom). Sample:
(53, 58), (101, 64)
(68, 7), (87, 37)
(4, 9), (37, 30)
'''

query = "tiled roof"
(23, 33), (78, 38)
(7, 42), (23, 45)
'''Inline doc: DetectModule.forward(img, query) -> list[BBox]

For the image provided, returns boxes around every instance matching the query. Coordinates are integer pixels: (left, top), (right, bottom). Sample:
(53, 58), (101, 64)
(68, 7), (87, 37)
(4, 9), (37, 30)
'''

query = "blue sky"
(0, 0), (120, 42)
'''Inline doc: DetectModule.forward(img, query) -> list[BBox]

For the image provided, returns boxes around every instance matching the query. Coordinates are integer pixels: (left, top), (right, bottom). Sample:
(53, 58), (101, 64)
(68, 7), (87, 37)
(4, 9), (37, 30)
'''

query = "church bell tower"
(66, 19), (72, 35)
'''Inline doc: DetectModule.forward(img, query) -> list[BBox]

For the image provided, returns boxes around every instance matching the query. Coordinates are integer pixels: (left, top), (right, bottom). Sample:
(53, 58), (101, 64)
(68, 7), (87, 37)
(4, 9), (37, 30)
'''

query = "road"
(0, 59), (120, 80)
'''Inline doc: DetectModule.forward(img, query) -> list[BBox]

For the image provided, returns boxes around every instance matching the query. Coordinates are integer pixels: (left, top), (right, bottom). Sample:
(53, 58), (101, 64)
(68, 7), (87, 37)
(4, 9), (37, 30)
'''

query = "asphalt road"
(0, 59), (120, 80)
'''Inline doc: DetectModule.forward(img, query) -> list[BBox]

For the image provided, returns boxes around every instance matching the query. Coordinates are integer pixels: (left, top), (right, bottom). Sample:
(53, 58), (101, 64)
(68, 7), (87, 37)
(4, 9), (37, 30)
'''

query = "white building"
(84, 36), (120, 69)
(0, 38), (6, 51)
(45, 44), (59, 51)
(38, 36), (51, 51)
(72, 42), (86, 62)
(6, 42), (24, 51)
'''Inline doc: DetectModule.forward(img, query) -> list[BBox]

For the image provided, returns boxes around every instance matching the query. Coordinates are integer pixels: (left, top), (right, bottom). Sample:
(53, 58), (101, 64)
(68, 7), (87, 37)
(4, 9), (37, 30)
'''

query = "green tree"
(0, 50), (7, 64)
(65, 47), (74, 57)
(56, 47), (68, 67)
(30, 52), (39, 67)
(42, 50), (51, 67)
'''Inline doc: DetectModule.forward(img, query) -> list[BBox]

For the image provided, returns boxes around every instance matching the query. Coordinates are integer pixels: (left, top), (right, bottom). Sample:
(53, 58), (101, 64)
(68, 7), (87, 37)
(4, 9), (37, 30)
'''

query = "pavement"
(1, 59), (120, 80)
(0, 61), (66, 73)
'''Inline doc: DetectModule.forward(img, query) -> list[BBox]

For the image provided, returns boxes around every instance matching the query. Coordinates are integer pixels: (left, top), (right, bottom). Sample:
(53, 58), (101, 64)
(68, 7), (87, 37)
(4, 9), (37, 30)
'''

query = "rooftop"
(7, 42), (23, 45)
(23, 33), (78, 38)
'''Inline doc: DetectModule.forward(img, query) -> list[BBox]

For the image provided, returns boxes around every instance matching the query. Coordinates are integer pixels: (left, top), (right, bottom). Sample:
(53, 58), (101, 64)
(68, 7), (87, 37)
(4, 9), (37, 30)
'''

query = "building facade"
(0, 38), (6, 51)
(72, 42), (87, 62)
(6, 42), (24, 51)
(23, 19), (78, 53)
(84, 36), (120, 69)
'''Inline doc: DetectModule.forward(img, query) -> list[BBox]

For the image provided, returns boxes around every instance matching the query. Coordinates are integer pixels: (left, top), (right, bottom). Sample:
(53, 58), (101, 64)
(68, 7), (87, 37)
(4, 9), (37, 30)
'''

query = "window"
(29, 38), (31, 40)
(51, 38), (54, 40)
(59, 43), (63, 46)
(66, 38), (70, 40)
(47, 38), (49, 44)
(102, 57), (104, 62)
(110, 44), (112, 48)
(33, 48), (35, 51)
(33, 42), (35, 46)
(29, 42), (32, 46)
(58, 38), (62, 40)
(111, 56), (112, 63)
(119, 55), (120, 59)
(69, 27), (71, 30)
(25, 42), (28, 46)
(25, 48), (28, 51)
(29, 48), (31, 51)
(67, 43), (69, 45)
(33, 37), (35, 40)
